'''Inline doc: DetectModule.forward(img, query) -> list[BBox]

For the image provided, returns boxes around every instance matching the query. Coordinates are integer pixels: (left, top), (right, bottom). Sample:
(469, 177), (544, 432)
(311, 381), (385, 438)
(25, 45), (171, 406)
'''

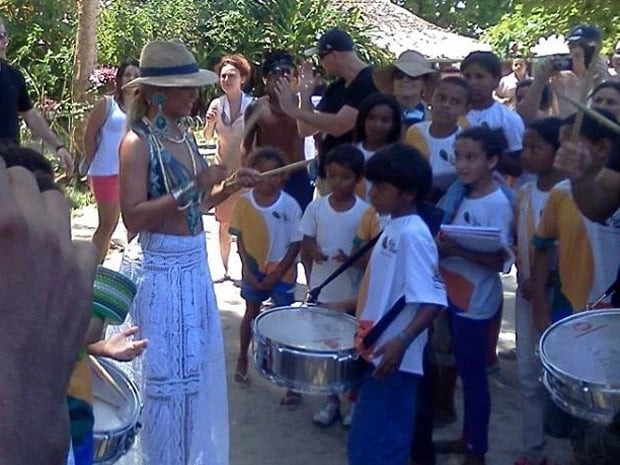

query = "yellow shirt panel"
(535, 186), (594, 310)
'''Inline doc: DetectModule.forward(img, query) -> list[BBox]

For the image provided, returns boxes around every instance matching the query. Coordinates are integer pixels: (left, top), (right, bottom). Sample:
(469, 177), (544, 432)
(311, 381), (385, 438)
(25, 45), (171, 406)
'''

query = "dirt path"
(73, 206), (524, 465)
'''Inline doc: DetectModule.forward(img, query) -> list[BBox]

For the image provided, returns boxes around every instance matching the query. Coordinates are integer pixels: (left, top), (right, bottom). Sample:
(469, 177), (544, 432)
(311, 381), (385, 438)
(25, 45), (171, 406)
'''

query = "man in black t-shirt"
(275, 28), (379, 185)
(0, 17), (73, 173)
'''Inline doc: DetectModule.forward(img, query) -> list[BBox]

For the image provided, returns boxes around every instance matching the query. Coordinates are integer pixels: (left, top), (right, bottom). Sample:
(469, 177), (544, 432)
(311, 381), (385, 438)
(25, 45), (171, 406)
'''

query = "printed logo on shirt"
(381, 235), (398, 254)
(462, 211), (482, 226)
(433, 269), (446, 290)
(272, 211), (290, 222)
(439, 149), (453, 164)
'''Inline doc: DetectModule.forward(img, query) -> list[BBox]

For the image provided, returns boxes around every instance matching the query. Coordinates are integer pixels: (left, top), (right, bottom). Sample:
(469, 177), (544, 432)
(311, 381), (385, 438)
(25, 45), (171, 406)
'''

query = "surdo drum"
(91, 358), (142, 464)
(252, 306), (363, 394)
(539, 309), (620, 425)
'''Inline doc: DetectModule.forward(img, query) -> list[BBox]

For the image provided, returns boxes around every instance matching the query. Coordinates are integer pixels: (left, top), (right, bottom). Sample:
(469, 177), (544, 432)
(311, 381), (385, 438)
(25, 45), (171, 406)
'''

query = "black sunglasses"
(318, 50), (332, 60)
(0, 32), (8, 40)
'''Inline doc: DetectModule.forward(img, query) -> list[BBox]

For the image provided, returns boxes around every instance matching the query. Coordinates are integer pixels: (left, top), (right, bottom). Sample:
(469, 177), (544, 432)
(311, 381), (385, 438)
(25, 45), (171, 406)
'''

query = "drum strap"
(361, 296), (407, 349)
(307, 233), (381, 303)
(307, 203), (444, 304)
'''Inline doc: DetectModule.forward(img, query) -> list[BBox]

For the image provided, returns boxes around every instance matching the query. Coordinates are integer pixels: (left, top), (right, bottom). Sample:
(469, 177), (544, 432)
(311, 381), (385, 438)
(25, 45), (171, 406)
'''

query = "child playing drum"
(229, 147), (303, 406)
(531, 110), (620, 464)
(299, 144), (368, 427)
(348, 143), (447, 465)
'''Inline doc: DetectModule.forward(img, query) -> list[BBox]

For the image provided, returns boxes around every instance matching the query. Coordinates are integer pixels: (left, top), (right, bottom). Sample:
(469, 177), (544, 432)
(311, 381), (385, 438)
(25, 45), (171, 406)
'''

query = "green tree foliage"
(97, 0), (205, 65)
(392, 0), (513, 37)
(200, 0), (388, 68)
(0, 1), (76, 102)
(484, 1), (620, 56)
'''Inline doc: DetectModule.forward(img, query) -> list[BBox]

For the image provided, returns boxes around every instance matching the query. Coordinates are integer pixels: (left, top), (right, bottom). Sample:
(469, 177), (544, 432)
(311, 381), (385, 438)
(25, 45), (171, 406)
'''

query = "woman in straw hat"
(373, 50), (439, 132)
(118, 40), (259, 465)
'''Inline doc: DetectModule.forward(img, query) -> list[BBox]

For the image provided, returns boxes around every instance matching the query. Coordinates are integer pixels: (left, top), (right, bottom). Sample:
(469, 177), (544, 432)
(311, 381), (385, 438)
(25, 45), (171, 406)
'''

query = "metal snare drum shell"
(539, 310), (620, 425)
(252, 306), (364, 394)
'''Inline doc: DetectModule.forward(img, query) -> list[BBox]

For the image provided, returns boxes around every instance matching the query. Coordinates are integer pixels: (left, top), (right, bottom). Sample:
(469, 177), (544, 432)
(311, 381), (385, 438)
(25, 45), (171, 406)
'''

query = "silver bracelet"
(171, 180), (197, 210)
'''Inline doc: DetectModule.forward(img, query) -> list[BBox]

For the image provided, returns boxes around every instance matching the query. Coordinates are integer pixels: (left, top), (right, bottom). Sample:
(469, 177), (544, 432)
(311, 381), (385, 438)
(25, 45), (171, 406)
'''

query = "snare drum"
(90, 358), (141, 464)
(539, 309), (620, 425)
(252, 306), (363, 394)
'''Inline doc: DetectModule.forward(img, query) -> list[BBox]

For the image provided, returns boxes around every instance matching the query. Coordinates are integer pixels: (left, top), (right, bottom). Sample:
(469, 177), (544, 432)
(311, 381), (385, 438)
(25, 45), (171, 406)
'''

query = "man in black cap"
(551, 24), (611, 117)
(275, 28), (378, 193)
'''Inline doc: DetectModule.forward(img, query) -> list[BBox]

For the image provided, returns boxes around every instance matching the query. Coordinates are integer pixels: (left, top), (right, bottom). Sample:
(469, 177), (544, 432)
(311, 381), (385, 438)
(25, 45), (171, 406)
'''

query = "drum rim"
(539, 309), (620, 389)
(252, 306), (358, 354)
(92, 358), (142, 435)
(542, 371), (616, 425)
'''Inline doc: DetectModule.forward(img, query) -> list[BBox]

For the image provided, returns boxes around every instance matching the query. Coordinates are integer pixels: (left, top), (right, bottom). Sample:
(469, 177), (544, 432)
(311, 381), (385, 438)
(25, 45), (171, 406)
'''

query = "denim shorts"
(240, 272), (295, 306)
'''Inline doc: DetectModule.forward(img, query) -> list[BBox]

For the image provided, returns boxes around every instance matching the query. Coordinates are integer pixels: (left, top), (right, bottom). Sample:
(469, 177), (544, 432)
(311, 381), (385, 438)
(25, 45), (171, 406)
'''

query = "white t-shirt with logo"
(356, 214), (448, 375)
(300, 195), (368, 302)
(440, 188), (515, 319)
(406, 121), (462, 191)
(466, 102), (525, 153)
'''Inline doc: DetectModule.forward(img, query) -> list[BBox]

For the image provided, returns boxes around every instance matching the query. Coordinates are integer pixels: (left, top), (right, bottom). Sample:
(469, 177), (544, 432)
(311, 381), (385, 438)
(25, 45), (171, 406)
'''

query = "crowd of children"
(221, 30), (620, 465)
(47, 22), (619, 465)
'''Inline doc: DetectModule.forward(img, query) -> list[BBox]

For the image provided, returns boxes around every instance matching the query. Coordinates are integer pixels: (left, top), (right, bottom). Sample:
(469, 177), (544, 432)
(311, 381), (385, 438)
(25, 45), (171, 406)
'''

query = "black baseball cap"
(304, 28), (354, 57)
(566, 24), (602, 45)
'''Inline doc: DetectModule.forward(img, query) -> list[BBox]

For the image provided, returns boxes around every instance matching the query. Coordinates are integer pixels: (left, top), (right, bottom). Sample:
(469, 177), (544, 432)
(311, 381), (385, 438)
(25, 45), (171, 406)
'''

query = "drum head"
(90, 359), (140, 433)
(255, 306), (357, 352)
(540, 310), (620, 386)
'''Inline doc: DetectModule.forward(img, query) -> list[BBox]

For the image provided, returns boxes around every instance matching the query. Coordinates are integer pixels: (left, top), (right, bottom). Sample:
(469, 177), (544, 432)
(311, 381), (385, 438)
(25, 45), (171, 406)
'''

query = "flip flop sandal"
(213, 274), (232, 284)
(234, 371), (250, 388)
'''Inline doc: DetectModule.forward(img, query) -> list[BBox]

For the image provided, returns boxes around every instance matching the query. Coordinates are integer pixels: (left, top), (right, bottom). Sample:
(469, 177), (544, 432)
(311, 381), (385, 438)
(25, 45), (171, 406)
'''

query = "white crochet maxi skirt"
(117, 232), (229, 465)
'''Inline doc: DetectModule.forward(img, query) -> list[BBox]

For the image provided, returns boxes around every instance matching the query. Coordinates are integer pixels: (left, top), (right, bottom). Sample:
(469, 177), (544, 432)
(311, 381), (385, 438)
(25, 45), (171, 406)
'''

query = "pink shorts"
(89, 175), (120, 203)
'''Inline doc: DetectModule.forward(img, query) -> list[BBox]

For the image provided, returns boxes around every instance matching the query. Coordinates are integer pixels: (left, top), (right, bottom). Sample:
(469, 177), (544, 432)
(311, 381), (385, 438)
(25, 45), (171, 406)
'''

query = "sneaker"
(312, 400), (340, 427)
(341, 402), (356, 428)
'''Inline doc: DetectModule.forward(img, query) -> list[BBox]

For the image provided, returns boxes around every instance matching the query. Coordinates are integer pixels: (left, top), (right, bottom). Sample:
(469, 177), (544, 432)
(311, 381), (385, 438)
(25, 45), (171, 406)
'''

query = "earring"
(152, 93), (167, 135)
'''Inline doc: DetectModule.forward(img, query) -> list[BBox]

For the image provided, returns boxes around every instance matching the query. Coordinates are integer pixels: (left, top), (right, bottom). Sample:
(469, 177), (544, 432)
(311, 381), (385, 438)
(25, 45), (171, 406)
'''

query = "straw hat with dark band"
(123, 40), (218, 89)
(373, 50), (438, 94)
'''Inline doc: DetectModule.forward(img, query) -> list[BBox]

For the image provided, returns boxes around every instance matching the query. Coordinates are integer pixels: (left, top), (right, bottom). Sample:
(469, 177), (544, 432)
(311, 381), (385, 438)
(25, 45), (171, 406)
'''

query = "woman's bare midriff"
(145, 209), (204, 237)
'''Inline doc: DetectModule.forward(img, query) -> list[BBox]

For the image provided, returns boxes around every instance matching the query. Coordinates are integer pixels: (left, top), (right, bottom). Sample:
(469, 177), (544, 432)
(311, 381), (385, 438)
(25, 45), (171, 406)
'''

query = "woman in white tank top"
(83, 59), (139, 263)
(203, 54), (254, 282)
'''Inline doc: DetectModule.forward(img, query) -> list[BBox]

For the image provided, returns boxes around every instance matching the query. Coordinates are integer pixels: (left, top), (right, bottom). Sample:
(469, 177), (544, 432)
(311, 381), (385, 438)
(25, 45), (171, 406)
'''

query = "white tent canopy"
(333, 0), (492, 61)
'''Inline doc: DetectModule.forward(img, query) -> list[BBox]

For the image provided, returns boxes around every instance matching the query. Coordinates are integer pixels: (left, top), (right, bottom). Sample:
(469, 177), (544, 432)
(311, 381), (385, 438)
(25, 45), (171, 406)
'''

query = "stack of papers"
(440, 225), (503, 253)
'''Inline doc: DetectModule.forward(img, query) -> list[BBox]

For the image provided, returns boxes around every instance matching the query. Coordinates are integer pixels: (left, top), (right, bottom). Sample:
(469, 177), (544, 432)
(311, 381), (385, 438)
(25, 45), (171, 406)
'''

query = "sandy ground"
(73, 206), (525, 465)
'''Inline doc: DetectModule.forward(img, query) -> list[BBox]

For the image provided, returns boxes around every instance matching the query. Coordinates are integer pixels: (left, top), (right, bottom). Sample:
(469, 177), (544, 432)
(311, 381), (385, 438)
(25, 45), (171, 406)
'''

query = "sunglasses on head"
(0, 31), (8, 40)
(268, 66), (295, 77)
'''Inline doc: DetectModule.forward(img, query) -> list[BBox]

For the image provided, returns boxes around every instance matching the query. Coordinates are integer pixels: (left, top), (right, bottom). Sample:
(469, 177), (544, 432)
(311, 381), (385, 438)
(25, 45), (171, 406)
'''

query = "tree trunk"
(71, 0), (99, 158)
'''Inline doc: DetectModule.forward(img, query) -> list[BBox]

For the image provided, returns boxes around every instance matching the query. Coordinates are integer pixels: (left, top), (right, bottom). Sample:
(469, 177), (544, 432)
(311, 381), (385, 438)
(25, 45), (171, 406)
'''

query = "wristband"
(55, 144), (67, 152)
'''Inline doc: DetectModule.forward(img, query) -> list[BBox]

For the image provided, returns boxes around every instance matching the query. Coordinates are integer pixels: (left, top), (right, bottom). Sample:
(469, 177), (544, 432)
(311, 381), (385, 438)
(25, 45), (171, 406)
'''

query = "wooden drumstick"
(225, 158), (314, 189)
(89, 355), (127, 401)
(556, 93), (620, 134)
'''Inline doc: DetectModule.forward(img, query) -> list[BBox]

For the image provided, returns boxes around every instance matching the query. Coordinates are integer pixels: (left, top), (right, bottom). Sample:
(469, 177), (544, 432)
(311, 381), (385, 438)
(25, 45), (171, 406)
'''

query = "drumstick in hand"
(226, 158), (314, 189)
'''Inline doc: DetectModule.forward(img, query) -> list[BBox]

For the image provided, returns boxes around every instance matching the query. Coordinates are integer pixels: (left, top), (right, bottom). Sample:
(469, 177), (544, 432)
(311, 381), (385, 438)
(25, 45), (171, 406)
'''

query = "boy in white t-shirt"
(300, 143), (368, 427)
(460, 51), (525, 178)
(406, 76), (471, 201)
(348, 143), (447, 465)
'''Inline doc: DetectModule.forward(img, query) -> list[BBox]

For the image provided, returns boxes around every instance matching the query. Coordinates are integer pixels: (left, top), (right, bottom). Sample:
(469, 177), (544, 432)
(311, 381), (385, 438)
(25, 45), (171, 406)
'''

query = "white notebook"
(440, 225), (503, 253)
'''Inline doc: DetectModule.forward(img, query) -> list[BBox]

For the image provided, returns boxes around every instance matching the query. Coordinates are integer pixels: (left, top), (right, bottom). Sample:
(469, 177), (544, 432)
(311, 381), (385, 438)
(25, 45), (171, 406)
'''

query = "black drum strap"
(307, 233), (380, 303)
